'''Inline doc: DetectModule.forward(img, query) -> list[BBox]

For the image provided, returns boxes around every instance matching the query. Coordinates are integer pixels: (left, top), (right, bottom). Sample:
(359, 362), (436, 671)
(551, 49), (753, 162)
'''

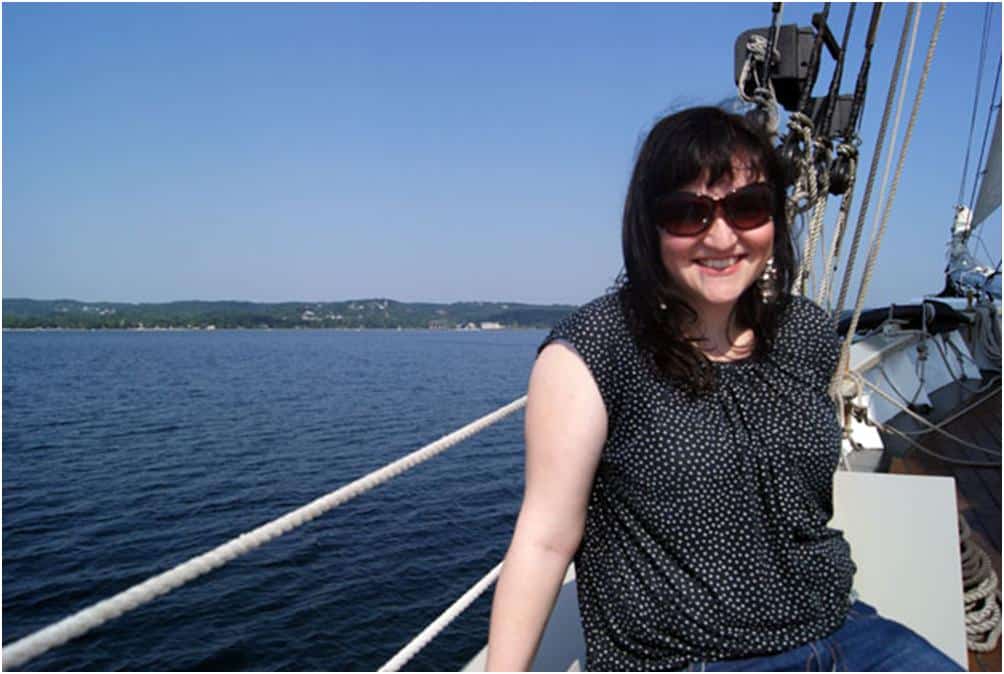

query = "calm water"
(3, 329), (545, 671)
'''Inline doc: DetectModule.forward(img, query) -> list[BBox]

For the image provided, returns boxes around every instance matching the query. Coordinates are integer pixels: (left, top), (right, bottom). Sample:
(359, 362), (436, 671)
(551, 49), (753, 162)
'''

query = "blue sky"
(3, 2), (1001, 307)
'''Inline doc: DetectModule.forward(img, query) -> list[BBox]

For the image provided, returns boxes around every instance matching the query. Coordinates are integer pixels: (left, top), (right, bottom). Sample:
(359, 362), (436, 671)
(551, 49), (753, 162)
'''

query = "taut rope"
(834, 4), (917, 318)
(1, 397), (528, 670)
(379, 561), (504, 671)
(838, 3), (941, 375)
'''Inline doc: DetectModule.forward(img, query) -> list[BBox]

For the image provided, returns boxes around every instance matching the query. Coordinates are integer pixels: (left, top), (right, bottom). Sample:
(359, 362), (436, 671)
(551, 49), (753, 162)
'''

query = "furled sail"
(971, 106), (1001, 229)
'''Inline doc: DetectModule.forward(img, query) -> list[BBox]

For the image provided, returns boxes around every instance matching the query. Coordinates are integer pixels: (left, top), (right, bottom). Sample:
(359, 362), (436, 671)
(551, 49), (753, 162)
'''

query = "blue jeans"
(686, 601), (965, 671)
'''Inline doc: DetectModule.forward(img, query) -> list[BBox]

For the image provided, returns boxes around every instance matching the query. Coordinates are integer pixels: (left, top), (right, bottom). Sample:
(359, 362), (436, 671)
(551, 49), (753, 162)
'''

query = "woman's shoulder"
(538, 292), (628, 375)
(778, 294), (839, 338)
(539, 293), (628, 415)
(771, 294), (842, 381)
(546, 293), (627, 343)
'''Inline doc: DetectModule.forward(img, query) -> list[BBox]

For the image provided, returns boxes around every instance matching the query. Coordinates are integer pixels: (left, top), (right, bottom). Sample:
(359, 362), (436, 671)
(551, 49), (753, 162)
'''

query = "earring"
(757, 257), (778, 304)
(658, 302), (667, 311)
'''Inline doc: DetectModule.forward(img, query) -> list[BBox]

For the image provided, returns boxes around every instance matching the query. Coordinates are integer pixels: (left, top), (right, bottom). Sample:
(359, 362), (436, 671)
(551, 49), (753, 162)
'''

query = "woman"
(485, 107), (962, 671)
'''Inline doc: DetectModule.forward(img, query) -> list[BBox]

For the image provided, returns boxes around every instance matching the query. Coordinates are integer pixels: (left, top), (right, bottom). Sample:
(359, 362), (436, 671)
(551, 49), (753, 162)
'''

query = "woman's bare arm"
(485, 341), (607, 671)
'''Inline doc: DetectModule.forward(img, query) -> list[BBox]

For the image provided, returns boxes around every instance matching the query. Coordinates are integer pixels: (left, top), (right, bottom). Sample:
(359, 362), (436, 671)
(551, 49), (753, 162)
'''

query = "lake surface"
(3, 329), (546, 671)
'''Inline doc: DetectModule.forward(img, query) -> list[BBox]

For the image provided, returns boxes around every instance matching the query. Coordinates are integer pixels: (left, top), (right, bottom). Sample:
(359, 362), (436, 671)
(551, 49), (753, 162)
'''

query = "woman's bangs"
(654, 131), (771, 196)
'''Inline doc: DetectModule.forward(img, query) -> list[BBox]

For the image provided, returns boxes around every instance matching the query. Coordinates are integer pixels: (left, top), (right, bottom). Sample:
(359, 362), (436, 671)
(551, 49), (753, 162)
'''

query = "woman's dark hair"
(616, 106), (796, 395)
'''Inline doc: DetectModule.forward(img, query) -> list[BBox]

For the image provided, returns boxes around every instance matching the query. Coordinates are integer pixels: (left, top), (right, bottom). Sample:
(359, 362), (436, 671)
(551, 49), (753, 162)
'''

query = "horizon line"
(2, 296), (583, 307)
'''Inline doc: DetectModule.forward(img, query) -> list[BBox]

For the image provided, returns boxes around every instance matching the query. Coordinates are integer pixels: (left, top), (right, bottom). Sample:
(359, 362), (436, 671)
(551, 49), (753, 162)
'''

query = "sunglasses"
(654, 182), (775, 236)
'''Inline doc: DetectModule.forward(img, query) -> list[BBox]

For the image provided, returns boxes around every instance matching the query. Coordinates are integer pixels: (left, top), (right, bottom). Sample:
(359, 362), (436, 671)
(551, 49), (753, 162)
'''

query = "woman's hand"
(485, 341), (607, 671)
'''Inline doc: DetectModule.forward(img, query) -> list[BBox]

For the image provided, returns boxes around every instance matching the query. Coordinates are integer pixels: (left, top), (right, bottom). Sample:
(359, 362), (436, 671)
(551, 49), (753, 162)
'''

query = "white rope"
(786, 113), (816, 215)
(1, 396), (528, 671)
(834, 4), (917, 318)
(838, 3), (935, 375)
(737, 31), (781, 136)
(817, 149), (857, 307)
(797, 171), (830, 297)
(959, 516), (1003, 652)
(788, 112), (826, 297)
(379, 561), (504, 672)
(738, 34), (777, 105)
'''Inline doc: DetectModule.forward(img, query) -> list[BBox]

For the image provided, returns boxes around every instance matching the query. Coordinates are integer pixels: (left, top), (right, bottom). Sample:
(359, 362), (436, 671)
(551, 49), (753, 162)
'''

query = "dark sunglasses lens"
(726, 185), (774, 229)
(659, 196), (709, 236)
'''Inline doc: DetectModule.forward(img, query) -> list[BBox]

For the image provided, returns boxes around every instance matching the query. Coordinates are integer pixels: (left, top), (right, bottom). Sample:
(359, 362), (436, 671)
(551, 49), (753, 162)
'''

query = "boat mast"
(944, 3), (1001, 301)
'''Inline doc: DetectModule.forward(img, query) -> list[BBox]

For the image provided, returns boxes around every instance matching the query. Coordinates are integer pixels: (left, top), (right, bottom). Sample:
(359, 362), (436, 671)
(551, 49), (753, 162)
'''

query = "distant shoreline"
(3, 298), (578, 331)
(2, 326), (544, 333)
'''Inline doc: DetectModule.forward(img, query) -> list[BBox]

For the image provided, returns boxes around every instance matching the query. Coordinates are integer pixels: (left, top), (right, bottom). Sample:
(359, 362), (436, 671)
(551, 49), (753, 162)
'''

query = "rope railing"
(4, 5), (994, 672)
(1, 396), (528, 671)
(379, 561), (504, 672)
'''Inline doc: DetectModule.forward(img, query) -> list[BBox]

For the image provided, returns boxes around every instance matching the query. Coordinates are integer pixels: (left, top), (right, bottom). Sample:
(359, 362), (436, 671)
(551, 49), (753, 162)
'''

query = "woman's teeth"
(697, 257), (740, 269)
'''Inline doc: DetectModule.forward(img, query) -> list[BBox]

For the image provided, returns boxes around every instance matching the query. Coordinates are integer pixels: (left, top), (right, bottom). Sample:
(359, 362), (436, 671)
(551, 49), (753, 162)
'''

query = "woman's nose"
(702, 213), (739, 249)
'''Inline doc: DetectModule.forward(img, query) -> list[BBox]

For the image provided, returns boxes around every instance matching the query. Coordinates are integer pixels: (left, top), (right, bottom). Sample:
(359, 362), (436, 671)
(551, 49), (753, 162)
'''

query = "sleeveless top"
(538, 293), (856, 671)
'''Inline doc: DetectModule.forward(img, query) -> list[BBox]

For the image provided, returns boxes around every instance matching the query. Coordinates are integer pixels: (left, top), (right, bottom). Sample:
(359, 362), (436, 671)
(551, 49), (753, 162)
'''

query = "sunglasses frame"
(655, 182), (776, 237)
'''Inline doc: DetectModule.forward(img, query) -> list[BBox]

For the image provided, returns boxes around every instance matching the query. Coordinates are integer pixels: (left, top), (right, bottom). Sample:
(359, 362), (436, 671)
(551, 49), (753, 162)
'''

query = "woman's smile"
(694, 254), (747, 273)
(659, 164), (774, 311)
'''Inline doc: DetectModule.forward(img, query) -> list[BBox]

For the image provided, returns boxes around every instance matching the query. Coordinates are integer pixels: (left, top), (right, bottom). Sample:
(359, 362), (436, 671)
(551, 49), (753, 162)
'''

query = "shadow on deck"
(883, 381), (1002, 672)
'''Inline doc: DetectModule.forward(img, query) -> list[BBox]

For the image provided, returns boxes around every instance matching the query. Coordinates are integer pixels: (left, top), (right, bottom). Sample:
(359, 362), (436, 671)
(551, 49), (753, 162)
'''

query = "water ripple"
(2, 329), (540, 670)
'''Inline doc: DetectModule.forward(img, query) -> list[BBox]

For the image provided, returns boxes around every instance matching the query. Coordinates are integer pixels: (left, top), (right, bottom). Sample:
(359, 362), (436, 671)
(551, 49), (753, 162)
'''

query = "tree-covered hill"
(2, 298), (580, 330)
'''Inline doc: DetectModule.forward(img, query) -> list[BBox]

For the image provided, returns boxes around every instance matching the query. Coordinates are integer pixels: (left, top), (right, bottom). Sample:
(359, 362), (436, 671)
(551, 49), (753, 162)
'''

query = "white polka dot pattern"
(538, 293), (856, 671)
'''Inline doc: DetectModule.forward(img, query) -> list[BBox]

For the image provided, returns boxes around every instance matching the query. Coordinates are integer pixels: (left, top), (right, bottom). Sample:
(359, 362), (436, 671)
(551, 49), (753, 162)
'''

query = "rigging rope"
(0, 396), (528, 671)
(795, 149), (830, 297)
(957, 2), (994, 205)
(788, 112), (830, 297)
(818, 3), (857, 139)
(967, 53), (1003, 214)
(888, 377), (1001, 436)
(379, 561), (504, 671)
(834, 3), (917, 318)
(875, 413), (1002, 469)
(853, 373), (1002, 464)
(838, 3), (941, 376)
(738, 31), (781, 136)
(861, 374), (1003, 457)
(817, 150), (857, 307)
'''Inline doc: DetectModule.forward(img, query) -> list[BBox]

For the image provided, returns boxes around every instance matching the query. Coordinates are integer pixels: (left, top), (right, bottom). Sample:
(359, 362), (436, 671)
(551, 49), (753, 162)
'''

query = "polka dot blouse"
(538, 292), (856, 671)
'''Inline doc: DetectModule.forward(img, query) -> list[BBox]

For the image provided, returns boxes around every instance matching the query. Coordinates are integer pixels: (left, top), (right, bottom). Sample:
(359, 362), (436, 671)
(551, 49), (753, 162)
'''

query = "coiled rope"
(738, 31), (781, 135)
(788, 112), (829, 297)
(379, 561), (504, 671)
(1, 396), (528, 671)
(959, 516), (1003, 652)
(843, 367), (1002, 649)
(786, 112), (817, 218)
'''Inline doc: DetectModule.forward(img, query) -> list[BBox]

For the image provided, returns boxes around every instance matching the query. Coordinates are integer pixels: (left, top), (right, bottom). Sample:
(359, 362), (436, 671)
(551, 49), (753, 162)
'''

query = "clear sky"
(3, 2), (1001, 307)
